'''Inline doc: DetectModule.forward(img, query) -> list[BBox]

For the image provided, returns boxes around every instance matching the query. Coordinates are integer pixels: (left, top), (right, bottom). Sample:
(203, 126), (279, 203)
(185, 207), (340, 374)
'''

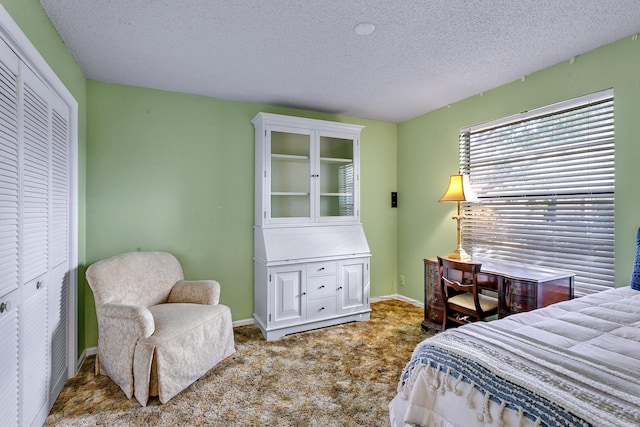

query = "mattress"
(390, 286), (640, 427)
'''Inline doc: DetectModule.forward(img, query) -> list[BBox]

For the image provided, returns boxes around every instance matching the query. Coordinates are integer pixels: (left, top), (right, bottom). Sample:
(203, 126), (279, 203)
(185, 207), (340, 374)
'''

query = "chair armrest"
(168, 280), (221, 305)
(98, 303), (155, 339)
(94, 303), (154, 399)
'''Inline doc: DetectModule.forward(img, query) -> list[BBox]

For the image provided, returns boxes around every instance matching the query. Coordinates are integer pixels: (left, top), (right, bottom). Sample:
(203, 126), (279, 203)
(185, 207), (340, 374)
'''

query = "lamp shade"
(439, 174), (478, 202)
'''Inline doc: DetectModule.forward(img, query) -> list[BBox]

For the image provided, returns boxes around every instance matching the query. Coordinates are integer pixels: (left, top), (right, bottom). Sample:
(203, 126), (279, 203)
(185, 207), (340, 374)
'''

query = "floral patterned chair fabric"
(86, 251), (235, 406)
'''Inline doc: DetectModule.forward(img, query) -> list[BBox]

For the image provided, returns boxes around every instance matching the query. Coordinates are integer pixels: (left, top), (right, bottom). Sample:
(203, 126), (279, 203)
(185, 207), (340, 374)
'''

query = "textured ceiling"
(40, 1), (640, 123)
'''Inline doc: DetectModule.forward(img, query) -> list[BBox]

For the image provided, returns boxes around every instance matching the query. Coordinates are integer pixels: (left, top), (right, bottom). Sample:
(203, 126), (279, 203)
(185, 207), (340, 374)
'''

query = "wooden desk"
(422, 257), (575, 332)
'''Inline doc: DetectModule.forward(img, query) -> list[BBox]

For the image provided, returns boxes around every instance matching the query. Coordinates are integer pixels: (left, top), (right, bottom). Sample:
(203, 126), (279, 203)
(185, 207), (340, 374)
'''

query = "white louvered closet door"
(48, 99), (70, 401)
(20, 63), (51, 427)
(0, 39), (20, 427)
(0, 306), (19, 425)
(20, 283), (47, 426)
(21, 64), (50, 283)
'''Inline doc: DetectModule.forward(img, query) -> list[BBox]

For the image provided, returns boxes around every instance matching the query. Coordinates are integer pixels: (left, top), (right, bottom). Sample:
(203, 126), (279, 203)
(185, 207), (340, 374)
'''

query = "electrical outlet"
(399, 275), (405, 286)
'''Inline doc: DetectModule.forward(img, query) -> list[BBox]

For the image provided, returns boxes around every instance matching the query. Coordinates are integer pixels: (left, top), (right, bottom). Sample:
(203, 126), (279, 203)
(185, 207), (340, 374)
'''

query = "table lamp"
(439, 174), (478, 261)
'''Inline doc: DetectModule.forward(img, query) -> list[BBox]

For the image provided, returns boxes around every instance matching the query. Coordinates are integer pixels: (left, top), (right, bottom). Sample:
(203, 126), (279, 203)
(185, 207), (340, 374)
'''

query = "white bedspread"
(390, 286), (640, 427)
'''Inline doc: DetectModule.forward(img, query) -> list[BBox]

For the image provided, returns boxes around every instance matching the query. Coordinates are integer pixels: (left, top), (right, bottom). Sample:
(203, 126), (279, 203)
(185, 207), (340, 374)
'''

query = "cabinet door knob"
(36, 280), (43, 290)
(320, 307), (325, 311)
(338, 286), (343, 290)
(319, 285), (325, 288)
(301, 292), (306, 296)
(0, 301), (10, 313)
(319, 267), (325, 271)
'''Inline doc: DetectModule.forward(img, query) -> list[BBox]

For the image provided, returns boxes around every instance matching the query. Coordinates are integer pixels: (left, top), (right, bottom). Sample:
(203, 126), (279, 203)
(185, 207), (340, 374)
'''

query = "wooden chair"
(438, 256), (499, 331)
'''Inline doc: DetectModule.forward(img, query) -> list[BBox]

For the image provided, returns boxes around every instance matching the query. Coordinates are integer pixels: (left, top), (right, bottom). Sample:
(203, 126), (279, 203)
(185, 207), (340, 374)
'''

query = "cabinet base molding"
(254, 311), (370, 341)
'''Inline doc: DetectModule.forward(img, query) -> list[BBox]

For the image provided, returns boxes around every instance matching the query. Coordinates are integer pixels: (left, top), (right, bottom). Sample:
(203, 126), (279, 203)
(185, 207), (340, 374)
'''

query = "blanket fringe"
(518, 407), (525, 427)
(438, 365), (449, 395)
(452, 371), (463, 395)
(477, 391), (493, 423)
(497, 400), (507, 426)
(466, 381), (476, 408)
(429, 363), (441, 392)
(443, 366), (453, 392)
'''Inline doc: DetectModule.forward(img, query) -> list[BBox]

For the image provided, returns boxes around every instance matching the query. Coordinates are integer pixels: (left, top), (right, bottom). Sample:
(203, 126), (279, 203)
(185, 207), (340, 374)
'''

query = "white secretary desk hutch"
(252, 112), (371, 340)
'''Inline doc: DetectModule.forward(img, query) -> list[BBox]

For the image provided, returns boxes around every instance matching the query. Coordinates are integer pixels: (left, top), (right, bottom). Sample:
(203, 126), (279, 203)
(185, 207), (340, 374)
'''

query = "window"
(459, 90), (614, 296)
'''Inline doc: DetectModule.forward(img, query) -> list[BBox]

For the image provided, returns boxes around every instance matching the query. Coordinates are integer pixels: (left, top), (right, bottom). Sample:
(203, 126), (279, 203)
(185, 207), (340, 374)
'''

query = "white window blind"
(459, 90), (614, 296)
(339, 163), (354, 216)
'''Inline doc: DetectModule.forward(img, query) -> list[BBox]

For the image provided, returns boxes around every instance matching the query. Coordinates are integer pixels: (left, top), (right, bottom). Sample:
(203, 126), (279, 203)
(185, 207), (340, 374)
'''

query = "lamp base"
(447, 247), (471, 261)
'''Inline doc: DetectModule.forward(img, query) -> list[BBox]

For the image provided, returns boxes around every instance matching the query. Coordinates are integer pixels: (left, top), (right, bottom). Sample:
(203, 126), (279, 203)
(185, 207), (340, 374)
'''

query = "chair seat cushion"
(449, 292), (498, 312)
(134, 302), (235, 405)
(146, 303), (229, 344)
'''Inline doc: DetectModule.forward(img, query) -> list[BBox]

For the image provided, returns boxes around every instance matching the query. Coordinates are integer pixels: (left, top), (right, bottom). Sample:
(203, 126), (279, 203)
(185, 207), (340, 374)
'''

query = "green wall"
(85, 81), (398, 348)
(397, 35), (640, 303)
(0, 0), (88, 354)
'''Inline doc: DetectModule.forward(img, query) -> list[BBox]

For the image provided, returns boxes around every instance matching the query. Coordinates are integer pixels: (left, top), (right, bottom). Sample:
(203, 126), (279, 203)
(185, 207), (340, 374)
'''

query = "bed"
(389, 286), (640, 427)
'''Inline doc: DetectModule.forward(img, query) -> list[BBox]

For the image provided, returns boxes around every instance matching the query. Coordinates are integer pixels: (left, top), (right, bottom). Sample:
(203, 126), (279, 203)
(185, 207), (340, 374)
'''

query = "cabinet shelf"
(271, 154), (309, 162)
(319, 157), (352, 164)
(320, 193), (353, 197)
(271, 192), (309, 196)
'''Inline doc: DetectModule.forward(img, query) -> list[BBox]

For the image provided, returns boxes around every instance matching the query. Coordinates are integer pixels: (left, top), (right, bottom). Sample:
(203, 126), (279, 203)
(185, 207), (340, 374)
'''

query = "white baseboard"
(372, 294), (424, 307)
(233, 318), (255, 327)
(76, 346), (96, 372)
(76, 350), (86, 372)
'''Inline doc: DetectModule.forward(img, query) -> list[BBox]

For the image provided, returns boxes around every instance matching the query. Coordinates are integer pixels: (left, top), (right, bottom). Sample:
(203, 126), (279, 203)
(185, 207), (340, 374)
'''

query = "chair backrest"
(438, 256), (482, 297)
(86, 251), (184, 307)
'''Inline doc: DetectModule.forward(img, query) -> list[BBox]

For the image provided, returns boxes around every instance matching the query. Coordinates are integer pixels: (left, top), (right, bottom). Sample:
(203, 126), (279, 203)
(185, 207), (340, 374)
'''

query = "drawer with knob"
(307, 275), (337, 298)
(307, 261), (337, 276)
(307, 296), (338, 320)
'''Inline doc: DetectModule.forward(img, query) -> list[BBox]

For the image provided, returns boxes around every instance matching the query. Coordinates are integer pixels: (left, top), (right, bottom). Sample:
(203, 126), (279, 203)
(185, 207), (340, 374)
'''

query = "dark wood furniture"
(423, 257), (575, 332)
(438, 257), (499, 330)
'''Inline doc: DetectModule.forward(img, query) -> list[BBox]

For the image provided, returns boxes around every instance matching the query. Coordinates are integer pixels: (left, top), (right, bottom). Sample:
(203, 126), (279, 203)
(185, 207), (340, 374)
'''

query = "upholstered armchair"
(86, 251), (235, 406)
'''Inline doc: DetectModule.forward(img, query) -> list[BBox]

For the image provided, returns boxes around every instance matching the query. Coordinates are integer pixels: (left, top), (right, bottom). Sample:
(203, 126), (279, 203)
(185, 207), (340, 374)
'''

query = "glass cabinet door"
(269, 129), (312, 221)
(254, 112), (363, 226)
(318, 133), (356, 220)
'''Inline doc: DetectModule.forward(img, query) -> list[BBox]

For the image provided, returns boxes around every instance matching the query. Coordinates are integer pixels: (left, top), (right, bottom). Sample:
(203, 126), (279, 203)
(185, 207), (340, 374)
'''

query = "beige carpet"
(46, 299), (432, 426)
